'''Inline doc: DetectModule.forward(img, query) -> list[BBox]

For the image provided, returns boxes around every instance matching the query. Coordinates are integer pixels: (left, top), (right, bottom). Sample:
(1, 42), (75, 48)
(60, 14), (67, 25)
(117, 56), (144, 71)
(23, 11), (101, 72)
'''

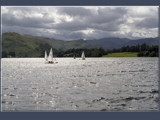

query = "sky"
(1, 6), (159, 40)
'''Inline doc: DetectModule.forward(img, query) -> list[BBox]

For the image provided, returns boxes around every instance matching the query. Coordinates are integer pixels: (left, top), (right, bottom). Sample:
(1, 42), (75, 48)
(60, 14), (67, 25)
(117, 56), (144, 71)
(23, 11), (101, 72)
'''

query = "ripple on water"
(1, 58), (158, 111)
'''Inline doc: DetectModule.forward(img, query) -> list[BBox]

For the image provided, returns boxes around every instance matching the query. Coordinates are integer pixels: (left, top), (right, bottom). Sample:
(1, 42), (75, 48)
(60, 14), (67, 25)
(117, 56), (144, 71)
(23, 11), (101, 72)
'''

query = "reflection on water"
(1, 58), (159, 111)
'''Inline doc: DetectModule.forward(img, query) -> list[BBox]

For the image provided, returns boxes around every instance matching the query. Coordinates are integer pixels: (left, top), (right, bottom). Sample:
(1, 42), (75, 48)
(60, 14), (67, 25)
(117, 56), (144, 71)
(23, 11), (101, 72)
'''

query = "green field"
(102, 52), (138, 57)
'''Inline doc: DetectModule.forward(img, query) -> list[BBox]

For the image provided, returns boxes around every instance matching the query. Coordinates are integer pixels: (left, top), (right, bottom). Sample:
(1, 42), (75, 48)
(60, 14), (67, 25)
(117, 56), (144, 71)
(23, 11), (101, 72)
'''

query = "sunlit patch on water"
(1, 58), (159, 112)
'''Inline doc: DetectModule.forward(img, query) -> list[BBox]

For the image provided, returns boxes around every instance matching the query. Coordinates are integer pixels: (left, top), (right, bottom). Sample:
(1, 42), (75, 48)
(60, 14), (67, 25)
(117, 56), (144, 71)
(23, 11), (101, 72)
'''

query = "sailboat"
(54, 56), (58, 63)
(81, 51), (85, 60)
(48, 48), (54, 63)
(44, 48), (58, 64)
(44, 50), (48, 62)
(73, 52), (76, 59)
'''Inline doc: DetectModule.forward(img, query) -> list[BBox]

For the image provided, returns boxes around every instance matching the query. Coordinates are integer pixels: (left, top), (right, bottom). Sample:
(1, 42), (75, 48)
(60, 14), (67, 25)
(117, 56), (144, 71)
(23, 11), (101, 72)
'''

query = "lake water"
(1, 58), (159, 112)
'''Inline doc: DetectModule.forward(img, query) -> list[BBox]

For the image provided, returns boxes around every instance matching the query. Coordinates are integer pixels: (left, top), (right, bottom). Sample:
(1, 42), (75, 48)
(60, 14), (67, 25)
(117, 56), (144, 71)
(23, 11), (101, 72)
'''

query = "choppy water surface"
(1, 58), (159, 111)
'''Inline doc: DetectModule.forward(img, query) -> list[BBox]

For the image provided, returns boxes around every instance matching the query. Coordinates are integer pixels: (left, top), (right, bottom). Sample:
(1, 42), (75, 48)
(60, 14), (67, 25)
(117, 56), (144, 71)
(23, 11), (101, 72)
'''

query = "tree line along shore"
(2, 43), (158, 58)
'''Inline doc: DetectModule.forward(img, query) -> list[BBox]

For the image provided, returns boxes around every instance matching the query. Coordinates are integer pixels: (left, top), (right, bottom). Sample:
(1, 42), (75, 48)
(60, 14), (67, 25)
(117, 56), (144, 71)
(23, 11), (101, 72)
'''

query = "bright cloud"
(2, 6), (158, 40)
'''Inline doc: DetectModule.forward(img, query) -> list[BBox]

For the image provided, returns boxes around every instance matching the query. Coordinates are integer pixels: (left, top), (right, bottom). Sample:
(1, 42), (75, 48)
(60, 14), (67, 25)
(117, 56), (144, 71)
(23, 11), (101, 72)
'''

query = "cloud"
(135, 17), (158, 29)
(2, 6), (158, 40)
(57, 7), (93, 17)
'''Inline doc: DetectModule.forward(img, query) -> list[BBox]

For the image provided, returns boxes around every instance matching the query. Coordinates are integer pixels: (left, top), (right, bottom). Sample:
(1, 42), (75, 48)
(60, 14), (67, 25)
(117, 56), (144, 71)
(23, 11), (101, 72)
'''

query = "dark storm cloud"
(135, 17), (158, 29)
(56, 7), (128, 31)
(96, 7), (127, 23)
(2, 7), (55, 29)
(53, 20), (87, 31)
(57, 7), (93, 17)
(2, 14), (54, 29)
(2, 6), (158, 40)
(51, 7), (128, 36)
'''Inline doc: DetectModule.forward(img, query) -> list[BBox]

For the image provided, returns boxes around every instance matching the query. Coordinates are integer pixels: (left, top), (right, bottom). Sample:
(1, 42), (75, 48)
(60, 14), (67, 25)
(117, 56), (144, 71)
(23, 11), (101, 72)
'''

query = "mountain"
(2, 32), (100, 57)
(86, 38), (130, 50)
(2, 32), (158, 57)
(125, 37), (158, 46)
(43, 37), (100, 50)
(86, 37), (158, 50)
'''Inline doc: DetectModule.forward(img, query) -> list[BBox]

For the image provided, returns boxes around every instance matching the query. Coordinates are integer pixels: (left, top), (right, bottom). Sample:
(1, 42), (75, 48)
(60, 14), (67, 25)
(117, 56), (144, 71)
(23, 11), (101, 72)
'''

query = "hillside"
(2, 32), (51, 57)
(2, 32), (100, 57)
(125, 38), (158, 46)
(86, 37), (158, 50)
(86, 38), (130, 50)
(44, 38), (100, 50)
(2, 32), (158, 57)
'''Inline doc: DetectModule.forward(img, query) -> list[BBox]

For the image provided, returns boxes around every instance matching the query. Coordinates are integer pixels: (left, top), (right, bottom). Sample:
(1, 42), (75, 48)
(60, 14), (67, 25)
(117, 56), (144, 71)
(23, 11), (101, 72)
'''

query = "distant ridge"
(2, 32), (100, 57)
(86, 37), (158, 50)
(2, 32), (158, 57)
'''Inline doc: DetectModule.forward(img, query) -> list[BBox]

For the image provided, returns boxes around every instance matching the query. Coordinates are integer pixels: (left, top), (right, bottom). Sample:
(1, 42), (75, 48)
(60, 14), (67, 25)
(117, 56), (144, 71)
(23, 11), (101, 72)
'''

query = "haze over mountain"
(2, 32), (100, 57)
(2, 32), (158, 57)
(86, 37), (158, 50)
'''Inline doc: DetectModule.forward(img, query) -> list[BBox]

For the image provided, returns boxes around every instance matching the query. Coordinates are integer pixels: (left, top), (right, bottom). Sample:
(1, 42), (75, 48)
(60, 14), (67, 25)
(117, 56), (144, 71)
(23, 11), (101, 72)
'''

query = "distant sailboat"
(48, 48), (54, 63)
(73, 53), (76, 59)
(44, 50), (48, 62)
(81, 51), (85, 60)
(54, 56), (58, 63)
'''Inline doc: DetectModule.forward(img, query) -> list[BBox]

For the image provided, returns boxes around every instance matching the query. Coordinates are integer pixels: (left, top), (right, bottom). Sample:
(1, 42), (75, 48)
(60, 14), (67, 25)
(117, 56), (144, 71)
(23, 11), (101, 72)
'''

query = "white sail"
(81, 51), (85, 60)
(44, 50), (48, 61)
(48, 48), (53, 62)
